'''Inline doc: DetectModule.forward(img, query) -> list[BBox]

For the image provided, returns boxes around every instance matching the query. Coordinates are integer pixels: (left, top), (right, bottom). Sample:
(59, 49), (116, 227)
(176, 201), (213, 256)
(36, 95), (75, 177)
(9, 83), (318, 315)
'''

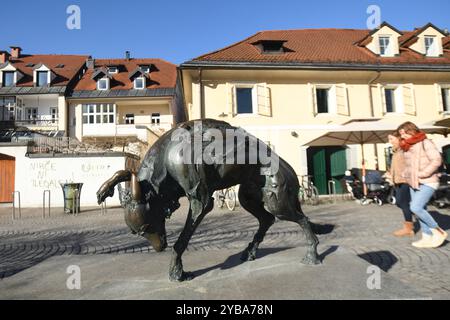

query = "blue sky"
(1, 0), (449, 64)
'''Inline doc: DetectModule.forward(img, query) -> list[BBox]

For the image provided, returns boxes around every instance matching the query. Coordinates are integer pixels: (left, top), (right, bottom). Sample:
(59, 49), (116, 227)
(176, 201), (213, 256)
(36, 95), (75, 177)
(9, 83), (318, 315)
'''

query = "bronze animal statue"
(97, 119), (320, 282)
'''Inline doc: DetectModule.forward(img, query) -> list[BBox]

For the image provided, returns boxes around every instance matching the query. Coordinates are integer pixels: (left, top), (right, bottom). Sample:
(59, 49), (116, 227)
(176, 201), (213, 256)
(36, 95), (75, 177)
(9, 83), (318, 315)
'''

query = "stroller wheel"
(387, 195), (396, 205)
(376, 198), (383, 206)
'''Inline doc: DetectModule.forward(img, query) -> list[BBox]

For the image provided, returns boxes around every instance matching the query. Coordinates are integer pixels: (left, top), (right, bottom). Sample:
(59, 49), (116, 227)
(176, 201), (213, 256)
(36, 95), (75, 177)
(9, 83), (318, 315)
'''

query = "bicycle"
(298, 175), (320, 206)
(214, 187), (237, 211)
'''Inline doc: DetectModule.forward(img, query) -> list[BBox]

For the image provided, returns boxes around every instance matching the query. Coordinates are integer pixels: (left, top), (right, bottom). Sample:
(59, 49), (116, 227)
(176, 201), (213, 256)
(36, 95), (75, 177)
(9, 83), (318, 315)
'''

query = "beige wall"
(182, 68), (450, 175)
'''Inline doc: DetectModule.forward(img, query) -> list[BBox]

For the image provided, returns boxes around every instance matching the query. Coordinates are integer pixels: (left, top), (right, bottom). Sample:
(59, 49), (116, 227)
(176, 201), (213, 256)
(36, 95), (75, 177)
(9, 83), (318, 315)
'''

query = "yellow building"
(180, 22), (450, 194)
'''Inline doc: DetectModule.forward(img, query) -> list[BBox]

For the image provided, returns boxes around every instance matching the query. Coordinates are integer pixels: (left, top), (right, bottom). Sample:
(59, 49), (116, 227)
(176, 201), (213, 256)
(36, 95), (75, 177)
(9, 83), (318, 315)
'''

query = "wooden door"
(0, 154), (15, 203)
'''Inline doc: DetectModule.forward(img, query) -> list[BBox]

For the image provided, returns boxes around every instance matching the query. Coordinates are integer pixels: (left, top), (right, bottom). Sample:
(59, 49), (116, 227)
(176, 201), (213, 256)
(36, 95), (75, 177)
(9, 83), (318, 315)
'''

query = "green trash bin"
(60, 183), (83, 214)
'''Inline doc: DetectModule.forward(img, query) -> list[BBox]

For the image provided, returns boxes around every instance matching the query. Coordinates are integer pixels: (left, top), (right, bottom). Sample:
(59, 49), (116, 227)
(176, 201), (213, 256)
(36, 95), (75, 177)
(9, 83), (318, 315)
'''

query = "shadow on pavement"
(310, 222), (335, 235)
(193, 247), (293, 278)
(357, 250), (398, 272)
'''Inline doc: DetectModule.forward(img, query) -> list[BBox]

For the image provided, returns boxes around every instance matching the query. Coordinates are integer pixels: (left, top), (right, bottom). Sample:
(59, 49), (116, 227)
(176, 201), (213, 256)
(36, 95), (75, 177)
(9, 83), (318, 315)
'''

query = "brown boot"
(393, 222), (415, 237)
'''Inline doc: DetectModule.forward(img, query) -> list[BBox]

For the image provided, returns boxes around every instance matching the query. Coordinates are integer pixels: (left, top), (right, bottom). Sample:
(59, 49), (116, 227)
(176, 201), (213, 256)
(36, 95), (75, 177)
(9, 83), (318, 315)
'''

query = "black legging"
(395, 183), (413, 222)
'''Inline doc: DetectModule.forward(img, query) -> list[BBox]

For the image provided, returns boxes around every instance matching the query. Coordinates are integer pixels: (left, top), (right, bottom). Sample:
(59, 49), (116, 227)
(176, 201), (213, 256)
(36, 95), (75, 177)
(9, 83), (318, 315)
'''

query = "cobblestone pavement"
(0, 199), (449, 299)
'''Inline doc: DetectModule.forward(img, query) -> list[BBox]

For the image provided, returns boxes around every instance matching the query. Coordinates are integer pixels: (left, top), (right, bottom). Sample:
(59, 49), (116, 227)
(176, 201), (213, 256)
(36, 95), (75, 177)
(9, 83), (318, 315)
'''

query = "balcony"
(82, 115), (174, 142)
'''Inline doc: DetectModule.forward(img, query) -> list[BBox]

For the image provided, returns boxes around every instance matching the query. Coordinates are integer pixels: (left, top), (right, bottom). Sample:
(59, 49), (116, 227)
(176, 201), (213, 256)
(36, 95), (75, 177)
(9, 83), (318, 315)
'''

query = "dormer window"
(108, 66), (118, 74)
(97, 78), (110, 90)
(379, 36), (392, 56)
(36, 71), (49, 87)
(261, 41), (285, 54)
(134, 77), (145, 90)
(2, 71), (15, 87)
(140, 65), (150, 73)
(425, 36), (438, 56)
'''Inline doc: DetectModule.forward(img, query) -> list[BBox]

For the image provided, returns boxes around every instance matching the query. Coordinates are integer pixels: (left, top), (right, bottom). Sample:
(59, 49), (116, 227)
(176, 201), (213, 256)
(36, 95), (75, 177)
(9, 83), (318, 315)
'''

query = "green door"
(329, 147), (347, 194)
(309, 148), (327, 195)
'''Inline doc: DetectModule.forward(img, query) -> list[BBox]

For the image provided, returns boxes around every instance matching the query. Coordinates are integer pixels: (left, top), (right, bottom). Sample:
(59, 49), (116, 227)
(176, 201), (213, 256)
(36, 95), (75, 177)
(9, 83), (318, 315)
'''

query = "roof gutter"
(180, 61), (450, 72)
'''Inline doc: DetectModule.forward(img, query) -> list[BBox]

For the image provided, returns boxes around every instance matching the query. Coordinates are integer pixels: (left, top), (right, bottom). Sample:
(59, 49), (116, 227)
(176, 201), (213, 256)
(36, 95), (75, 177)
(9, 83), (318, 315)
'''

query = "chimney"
(125, 51), (131, 60)
(10, 46), (22, 59)
(86, 58), (95, 69)
(0, 51), (9, 64)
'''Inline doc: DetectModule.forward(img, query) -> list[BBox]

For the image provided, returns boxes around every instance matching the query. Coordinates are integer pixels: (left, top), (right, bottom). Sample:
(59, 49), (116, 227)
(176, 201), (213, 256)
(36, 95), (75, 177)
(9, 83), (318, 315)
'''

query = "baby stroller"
(360, 171), (392, 206)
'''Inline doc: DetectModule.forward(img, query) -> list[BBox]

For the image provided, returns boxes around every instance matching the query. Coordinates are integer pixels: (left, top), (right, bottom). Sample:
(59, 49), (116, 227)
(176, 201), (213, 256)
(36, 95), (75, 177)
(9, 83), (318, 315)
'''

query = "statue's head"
(124, 201), (167, 252)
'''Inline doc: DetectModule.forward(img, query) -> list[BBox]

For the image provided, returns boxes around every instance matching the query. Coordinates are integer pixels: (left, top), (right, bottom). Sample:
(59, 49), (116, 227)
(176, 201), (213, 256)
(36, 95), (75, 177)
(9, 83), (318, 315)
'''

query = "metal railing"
(42, 190), (51, 218)
(328, 180), (337, 204)
(12, 191), (21, 220)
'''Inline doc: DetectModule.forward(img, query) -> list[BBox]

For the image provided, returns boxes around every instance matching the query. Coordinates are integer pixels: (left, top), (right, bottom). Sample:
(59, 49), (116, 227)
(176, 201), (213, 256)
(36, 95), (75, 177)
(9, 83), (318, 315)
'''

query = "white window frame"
(82, 103), (116, 124)
(36, 70), (49, 87)
(2, 71), (16, 87)
(441, 85), (450, 113)
(125, 113), (135, 124)
(379, 36), (392, 57)
(425, 36), (438, 57)
(107, 66), (118, 74)
(97, 78), (110, 91)
(383, 85), (404, 114)
(314, 85), (337, 115)
(234, 84), (257, 117)
(26, 107), (38, 124)
(151, 113), (161, 125)
(134, 77), (146, 90)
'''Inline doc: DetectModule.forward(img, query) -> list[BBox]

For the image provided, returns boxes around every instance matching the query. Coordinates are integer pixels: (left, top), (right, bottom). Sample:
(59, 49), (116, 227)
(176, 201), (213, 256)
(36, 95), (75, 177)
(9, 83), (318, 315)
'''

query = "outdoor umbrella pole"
(361, 143), (367, 196)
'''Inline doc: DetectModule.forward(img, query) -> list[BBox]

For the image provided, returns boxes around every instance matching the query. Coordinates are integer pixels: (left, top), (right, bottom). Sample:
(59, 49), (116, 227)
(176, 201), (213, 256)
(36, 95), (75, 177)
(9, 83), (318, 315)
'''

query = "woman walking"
(398, 121), (448, 248)
(388, 132), (415, 237)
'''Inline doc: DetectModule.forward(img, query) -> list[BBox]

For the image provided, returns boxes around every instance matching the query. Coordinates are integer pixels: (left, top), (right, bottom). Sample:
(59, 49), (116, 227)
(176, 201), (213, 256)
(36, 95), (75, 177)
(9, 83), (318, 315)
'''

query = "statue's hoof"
(169, 271), (195, 282)
(301, 256), (321, 266)
(240, 251), (256, 262)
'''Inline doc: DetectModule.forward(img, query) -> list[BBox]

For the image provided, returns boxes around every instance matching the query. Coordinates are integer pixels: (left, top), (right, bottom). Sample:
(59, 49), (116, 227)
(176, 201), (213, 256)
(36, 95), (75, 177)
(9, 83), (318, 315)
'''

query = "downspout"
(198, 68), (205, 119)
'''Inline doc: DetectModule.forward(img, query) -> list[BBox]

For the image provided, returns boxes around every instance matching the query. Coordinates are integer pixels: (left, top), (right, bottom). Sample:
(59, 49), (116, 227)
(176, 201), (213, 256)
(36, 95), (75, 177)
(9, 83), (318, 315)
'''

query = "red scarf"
(400, 131), (427, 152)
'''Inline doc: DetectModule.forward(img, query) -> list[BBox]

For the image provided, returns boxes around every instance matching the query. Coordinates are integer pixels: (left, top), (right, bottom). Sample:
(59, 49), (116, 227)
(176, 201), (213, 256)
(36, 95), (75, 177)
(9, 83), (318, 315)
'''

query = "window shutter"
(336, 83), (349, 116)
(308, 83), (317, 116)
(402, 83), (416, 116)
(256, 83), (272, 117)
(226, 83), (236, 117)
(379, 84), (387, 114)
(435, 83), (444, 113)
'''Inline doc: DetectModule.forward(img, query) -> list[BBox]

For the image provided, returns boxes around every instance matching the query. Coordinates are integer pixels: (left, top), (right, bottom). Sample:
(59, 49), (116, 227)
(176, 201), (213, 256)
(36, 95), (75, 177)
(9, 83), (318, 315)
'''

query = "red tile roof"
(73, 58), (177, 91)
(7, 54), (89, 87)
(190, 28), (450, 66)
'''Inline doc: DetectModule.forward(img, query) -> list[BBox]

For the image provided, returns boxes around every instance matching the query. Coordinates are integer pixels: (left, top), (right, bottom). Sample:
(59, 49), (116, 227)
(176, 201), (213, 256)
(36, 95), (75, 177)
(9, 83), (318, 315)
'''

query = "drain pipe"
(198, 68), (205, 119)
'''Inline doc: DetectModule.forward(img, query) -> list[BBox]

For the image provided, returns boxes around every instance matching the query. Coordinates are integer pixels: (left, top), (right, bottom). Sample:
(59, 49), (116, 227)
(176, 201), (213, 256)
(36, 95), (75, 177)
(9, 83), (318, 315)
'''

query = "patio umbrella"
(303, 119), (448, 195)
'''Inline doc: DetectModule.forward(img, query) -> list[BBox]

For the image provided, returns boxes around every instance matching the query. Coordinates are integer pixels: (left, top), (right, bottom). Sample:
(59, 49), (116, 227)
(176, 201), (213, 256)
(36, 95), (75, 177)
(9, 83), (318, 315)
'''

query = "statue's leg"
(97, 170), (132, 204)
(169, 197), (214, 282)
(238, 187), (275, 262)
(277, 210), (320, 265)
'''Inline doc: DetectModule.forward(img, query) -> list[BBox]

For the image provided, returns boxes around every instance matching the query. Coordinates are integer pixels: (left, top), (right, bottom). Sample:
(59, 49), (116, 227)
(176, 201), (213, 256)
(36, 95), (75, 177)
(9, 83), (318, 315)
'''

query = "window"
(261, 41), (285, 54)
(108, 66), (118, 74)
(151, 113), (161, 125)
(134, 77), (145, 89)
(443, 88), (450, 112)
(385, 88), (396, 113)
(36, 71), (49, 87)
(26, 108), (38, 124)
(97, 78), (109, 90)
(2, 71), (15, 87)
(140, 65), (150, 73)
(425, 36), (438, 56)
(125, 114), (135, 124)
(379, 36), (391, 56)
(316, 88), (330, 114)
(82, 104), (115, 124)
(50, 107), (58, 124)
(236, 88), (254, 114)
